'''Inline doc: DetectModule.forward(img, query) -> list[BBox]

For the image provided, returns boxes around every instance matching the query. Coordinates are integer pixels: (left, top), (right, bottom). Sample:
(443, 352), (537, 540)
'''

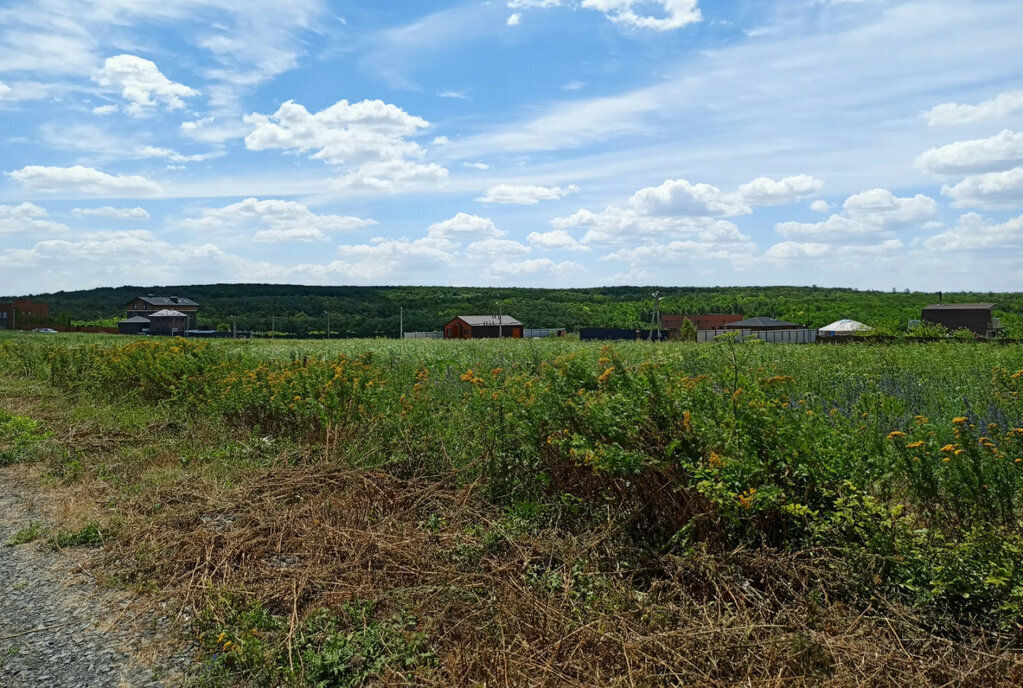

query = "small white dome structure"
(818, 319), (872, 336)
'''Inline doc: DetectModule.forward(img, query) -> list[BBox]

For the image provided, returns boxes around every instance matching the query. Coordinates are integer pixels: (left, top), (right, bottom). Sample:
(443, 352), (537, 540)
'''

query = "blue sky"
(1, 0), (1022, 294)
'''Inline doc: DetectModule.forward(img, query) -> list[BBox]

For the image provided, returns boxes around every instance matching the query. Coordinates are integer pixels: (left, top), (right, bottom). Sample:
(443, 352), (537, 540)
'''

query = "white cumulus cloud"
(737, 175), (824, 205)
(331, 160), (450, 192)
(842, 188), (939, 225)
(580, 0), (701, 31)
(507, 13), (521, 26)
(244, 98), (447, 191)
(924, 90), (1023, 127)
(916, 130), (1023, 175)
(488, 258), (582, 277)
(7, 165), (163, 197)
(552, 177), (760, 246)
(775, 188), (938, 243)
(629, 178), (749, 217)
(941, 167), (1023, 209)
(0, 202), (68, 235)
(72, 206), (150, 219)
(507, 0), (699, 32)
(925, 212), (1023, 251)
(245, 99), (429, 164)
(763, 239), (902, 262)
(466, 238), (531, 256)
(476, 184), (579, 204)
(427, 212), (504, 240)
(92, 54), (199, 116)
(526, 229), (590, 251)
(182, 198), (376, 243)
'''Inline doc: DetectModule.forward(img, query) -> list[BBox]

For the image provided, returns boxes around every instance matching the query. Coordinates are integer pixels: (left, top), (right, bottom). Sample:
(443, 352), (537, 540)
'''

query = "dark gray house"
(921, 303), (999, 337)
(117, 316), (151, 335)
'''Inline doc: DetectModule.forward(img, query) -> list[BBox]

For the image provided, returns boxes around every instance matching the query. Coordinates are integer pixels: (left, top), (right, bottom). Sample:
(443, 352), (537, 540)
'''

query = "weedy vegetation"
(0, 331), (1021, 686)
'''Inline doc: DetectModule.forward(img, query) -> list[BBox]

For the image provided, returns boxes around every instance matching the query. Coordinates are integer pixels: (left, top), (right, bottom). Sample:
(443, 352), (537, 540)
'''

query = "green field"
(1, 331), (1021, 686)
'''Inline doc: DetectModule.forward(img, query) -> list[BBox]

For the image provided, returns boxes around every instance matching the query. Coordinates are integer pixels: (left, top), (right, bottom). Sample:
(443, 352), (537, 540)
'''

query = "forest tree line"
(9, 284), (1023, 338)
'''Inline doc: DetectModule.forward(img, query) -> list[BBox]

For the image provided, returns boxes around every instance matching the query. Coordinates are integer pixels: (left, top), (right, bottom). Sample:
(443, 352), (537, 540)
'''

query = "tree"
(679, 317), (697, 342)
(216, 322), (230, 333)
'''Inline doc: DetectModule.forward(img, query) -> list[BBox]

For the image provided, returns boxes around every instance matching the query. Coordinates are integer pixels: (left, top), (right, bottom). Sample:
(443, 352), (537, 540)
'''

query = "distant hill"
(7, 284), (1023, 337)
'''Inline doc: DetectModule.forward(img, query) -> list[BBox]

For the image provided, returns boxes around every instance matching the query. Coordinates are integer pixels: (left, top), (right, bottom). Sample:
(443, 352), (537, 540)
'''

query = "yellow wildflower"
(952, 416), (968, 425)
(906, 441), (925, 449)
(886, 431), (906, 440)
(940, 444), (956, 452)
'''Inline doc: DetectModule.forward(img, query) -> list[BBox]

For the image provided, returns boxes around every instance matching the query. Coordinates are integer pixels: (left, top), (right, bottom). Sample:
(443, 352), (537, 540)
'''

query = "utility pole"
(399, 306), (404, 340)
(650, 291), (662, 341)
(231, 316), (237, 339)
(271, 313), (275, 334)
(498, 300), (503, 338)
(325, 312), (331, 340)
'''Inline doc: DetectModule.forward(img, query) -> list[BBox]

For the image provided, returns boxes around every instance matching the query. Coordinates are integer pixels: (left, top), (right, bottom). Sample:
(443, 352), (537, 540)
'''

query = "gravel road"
(0, 472), (190, 687)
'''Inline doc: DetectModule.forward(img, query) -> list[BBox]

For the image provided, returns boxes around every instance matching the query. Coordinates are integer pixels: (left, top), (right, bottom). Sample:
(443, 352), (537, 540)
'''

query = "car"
(33, 328), (59, 333)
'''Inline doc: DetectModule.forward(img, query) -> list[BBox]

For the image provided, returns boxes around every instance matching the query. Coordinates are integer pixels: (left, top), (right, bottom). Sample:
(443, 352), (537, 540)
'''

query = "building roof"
(662, 314), (742, 329)
(819, 319), (871, 333)
(119, 316), (151, 324)
(922, 303), (995, 310)
(724, 317), (800, 328)
(451, 315), (523, 327)
(148, 309), (187, 318)
(125, 295), (199, 308)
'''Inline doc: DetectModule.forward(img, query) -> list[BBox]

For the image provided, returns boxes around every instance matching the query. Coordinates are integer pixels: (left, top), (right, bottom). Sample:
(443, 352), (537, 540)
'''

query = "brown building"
(723, 317), (801, 331)
(663, 314), (743, 332)
(124, 295), (199, 329)
(0, 299), (50, 329)
(921, 303), (998, 337)
(444, 315), (523, 339)
(147, 309), (189, 335)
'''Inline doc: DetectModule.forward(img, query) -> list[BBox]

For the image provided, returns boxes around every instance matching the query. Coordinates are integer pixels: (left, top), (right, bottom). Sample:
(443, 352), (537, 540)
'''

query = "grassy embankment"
(1, 331), (1022, 687)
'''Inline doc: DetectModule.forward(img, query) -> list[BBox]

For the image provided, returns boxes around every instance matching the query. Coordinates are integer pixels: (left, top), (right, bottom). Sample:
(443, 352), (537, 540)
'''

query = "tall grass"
(2, 333), (1022, 622)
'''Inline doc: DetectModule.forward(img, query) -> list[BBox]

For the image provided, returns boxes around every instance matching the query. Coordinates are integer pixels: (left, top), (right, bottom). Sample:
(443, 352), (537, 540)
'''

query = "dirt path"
(0, 468), (190, 687)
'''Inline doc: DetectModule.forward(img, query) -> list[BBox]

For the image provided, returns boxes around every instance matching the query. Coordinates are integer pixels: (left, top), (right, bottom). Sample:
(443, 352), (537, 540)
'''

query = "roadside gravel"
(0, 469), (191, 687)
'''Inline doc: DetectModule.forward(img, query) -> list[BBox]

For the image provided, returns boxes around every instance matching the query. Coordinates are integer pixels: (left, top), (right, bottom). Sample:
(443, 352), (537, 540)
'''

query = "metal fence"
(524, 328), (566, 338)
(580, 328), (672, 341)
(403, 331), (442, 339)
(696, 328), (817, 344)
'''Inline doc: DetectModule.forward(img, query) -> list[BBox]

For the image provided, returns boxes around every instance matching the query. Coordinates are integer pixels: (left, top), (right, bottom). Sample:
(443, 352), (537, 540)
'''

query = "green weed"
(4, 521), (45, 546)
(53, 522), (104, 548)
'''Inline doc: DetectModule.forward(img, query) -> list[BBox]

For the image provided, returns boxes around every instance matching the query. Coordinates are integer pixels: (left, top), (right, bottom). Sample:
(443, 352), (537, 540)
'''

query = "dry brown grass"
(4, 381), (1022, 687)
(91, 462), (1021, 687)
